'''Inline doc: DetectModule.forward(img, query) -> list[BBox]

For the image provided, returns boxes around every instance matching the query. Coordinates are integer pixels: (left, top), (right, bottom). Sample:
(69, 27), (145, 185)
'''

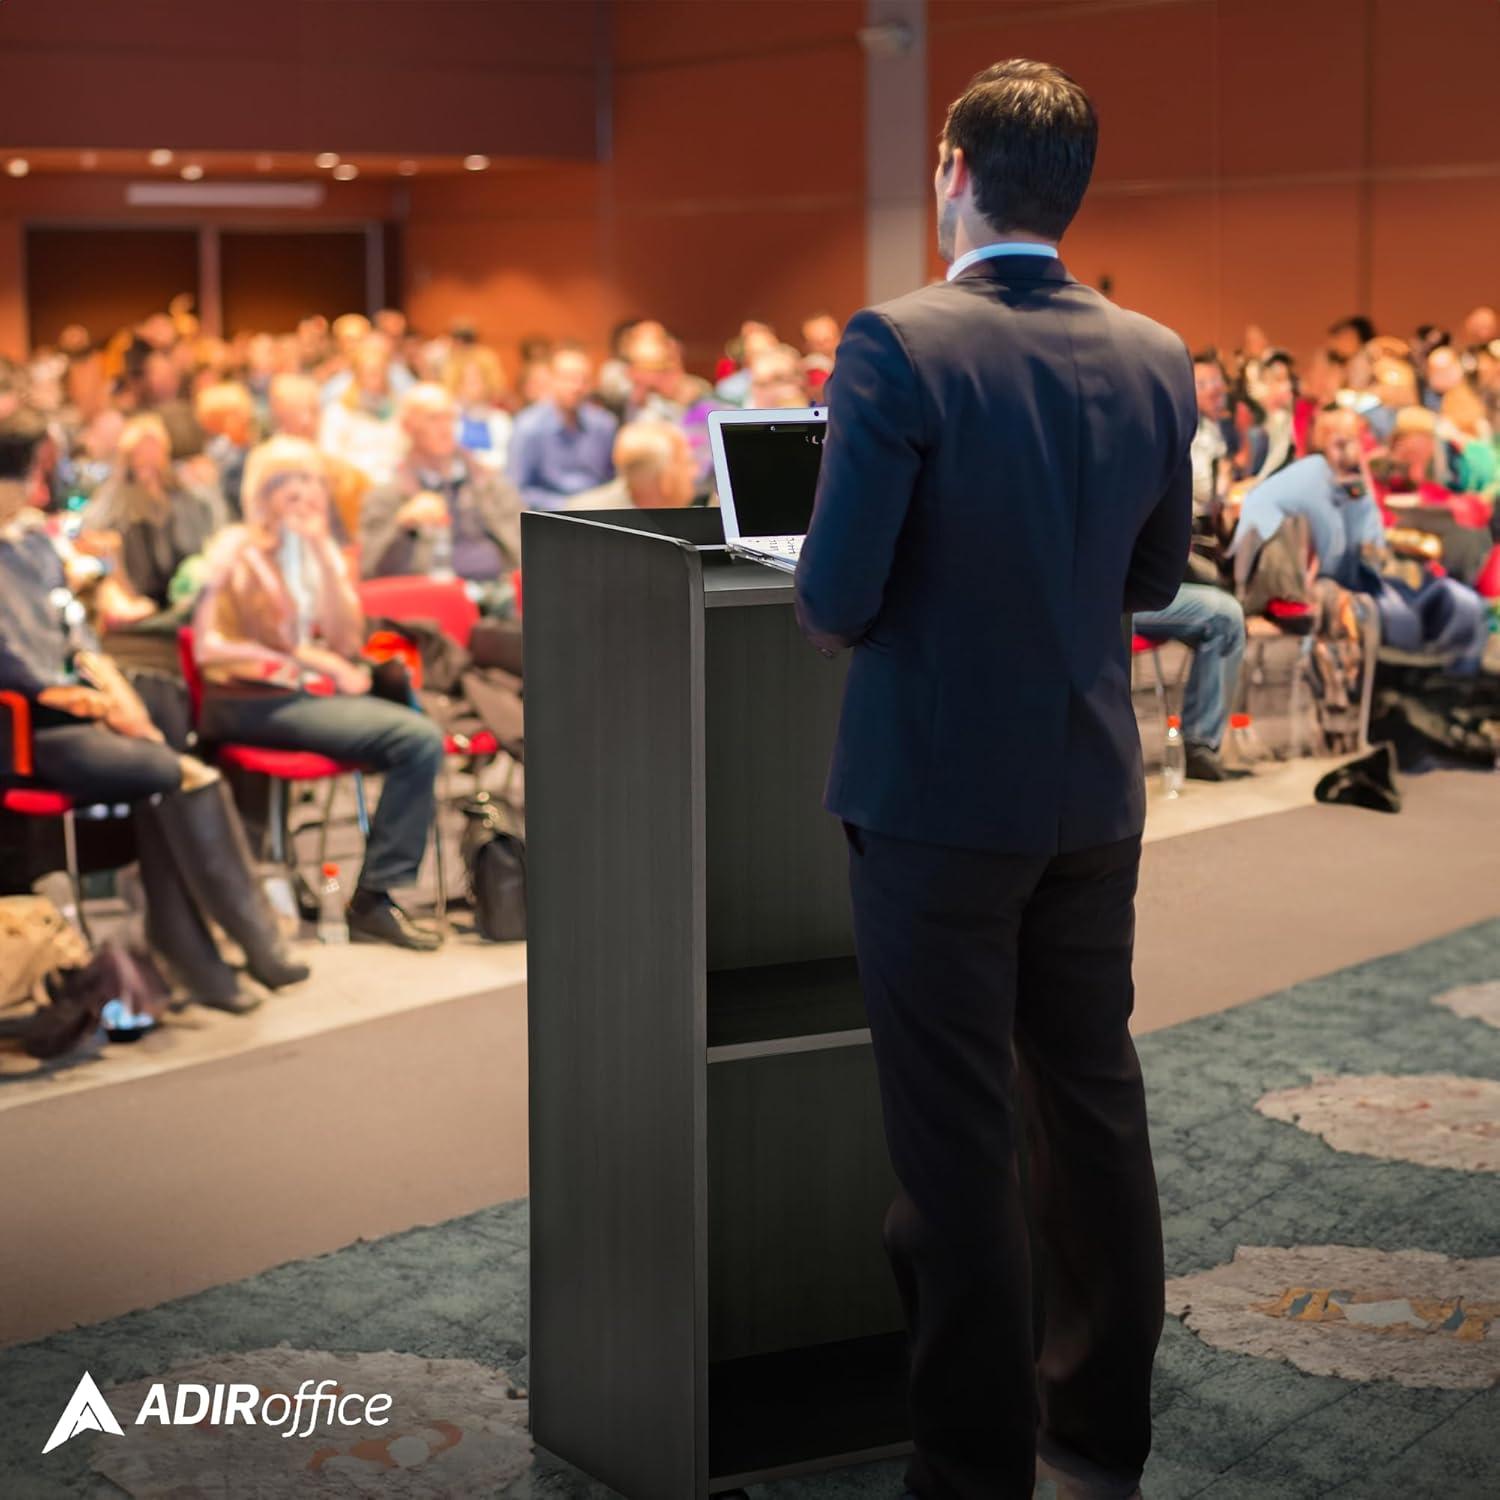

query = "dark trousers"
(27, 721), (182, 803)
(845, 824), (1162, 1500)
(201, 690), (445, 893)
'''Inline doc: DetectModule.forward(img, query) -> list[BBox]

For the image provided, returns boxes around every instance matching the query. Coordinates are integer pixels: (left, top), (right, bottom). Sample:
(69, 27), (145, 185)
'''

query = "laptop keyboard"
(752, 535), (803, 559)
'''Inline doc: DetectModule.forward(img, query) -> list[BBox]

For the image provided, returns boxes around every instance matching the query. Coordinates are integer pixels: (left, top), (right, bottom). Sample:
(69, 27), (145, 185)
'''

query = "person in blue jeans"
(1135, 582), (1247, 780)
(193, 436), (446, 950)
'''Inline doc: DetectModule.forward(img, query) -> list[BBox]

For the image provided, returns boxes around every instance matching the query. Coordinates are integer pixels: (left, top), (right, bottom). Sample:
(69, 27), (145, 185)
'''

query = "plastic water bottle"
(1162, 715), (1186, 798)
(428, 523), (455, 582)
(1229, 711), (1261, 767)
(317, 862), (348, 944)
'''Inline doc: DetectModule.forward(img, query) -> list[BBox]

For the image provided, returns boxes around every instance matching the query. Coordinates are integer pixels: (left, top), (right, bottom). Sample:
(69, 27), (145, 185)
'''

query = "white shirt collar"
(946, 241), (1059, 282)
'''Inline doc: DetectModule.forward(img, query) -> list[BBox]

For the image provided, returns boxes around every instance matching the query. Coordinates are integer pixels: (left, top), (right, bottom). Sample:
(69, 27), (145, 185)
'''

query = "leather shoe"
(347, 890), (443, 951)
(1185, 742), (1251, 781)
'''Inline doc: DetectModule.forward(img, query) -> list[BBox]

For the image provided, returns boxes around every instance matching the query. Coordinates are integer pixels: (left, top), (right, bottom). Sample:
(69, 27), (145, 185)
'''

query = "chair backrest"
(356, 576), (480, 651)
(177, 626), (204, 726)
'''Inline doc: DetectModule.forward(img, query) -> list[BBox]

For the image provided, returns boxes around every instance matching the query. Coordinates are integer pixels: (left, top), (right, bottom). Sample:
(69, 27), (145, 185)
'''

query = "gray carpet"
(3, 920), (1499, 1498)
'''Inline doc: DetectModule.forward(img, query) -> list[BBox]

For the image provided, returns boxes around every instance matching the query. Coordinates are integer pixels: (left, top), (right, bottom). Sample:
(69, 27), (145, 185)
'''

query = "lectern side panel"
(523, 515), (707, 1500)
(704, 604), (851, 970)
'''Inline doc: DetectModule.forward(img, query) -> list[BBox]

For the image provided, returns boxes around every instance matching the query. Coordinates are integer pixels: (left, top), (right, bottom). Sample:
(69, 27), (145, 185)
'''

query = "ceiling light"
(332, 163), (358, 180)
(180, 164), (204, 181)
(463, 154), (490, 171)
(254, 154), (273, 172)
(148, 148), (174, 167)
(6, 158), (30, 178)
(397, 160), (419, 176)
(315, 152), (340, 169)
(80, 151), (98, 170)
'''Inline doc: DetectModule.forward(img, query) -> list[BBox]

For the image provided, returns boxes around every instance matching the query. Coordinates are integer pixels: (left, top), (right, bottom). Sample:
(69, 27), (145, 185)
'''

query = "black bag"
(459, 793), (526, 942)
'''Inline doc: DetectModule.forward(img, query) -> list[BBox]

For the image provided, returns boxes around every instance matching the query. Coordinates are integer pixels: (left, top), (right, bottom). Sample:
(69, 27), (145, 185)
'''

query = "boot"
(143, 779), (310, 990)
(134, 807), (261, 1014)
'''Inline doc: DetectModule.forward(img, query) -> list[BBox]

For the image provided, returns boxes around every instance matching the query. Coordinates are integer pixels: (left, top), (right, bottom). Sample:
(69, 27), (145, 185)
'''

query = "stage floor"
(1, 762), (1496, 1351)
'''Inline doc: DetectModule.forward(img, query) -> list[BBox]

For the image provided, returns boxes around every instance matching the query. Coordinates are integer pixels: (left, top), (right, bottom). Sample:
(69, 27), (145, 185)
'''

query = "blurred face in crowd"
(1390, 428), (1435, 480)
(550, 349), (593, 415)
(143, 350), (180, 404)
(352, 340), (391, 398)
(246, 333), (277, 379)
(126, 428), (169, 483)
(1251, 358), (1294, 413)
(454, 361), (492, 409)
(1425, 345), (1463, 396)
(802, 314), (840, 359)
(256, 469), (327, 537)
(82, 408), (124, 462)
(1463, 306), (1497, 348)
(1193, 360), (1226, 419)
(1374, 358), (1418, 409)
(269, 374), (319, 439)
(403, 387), (457, 463)
(739, 323), (778, 366)
(1318, 409), (1364, 479)
(375, 309), (407, 343)
(1327, 323), (1364, 360)
(333, 314), (372, 358)
(1303, 350), (1346, 406)
(139, 313), (177, 350)
(618, 422), (697, 509)
(748, 348), (810, 409)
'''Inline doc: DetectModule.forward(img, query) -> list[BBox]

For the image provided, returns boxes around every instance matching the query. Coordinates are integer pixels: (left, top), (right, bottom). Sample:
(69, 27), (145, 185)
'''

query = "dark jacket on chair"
(794, 253), (1196, 854)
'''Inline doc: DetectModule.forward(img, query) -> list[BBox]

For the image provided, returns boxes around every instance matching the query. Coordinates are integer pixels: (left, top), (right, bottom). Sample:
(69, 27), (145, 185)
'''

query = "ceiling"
(0, 148), (536, 181)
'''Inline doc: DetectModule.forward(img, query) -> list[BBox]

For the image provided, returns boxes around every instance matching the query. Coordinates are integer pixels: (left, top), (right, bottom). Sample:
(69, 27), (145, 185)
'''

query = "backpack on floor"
(459, 793), (526, 943)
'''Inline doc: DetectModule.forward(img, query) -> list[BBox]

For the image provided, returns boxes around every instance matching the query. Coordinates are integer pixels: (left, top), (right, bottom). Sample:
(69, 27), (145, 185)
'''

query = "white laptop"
(707, 406), (826, 573)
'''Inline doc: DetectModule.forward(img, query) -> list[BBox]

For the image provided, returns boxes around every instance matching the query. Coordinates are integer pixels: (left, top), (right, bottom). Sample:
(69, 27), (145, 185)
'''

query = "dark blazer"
(794, 253), (1196, 854)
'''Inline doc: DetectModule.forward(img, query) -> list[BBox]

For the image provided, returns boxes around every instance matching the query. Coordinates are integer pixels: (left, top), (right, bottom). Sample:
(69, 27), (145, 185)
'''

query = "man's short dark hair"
(0, 407), (46, 482)
(1329, 315), (1376, 345)
(941, 59), (1098, 240)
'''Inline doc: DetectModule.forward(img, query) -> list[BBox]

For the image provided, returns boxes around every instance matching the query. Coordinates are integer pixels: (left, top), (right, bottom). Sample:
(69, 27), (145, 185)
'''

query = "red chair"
(0, 690), (126, 941)
(177, 629), (370, 887)
(357, 575), (480, 651)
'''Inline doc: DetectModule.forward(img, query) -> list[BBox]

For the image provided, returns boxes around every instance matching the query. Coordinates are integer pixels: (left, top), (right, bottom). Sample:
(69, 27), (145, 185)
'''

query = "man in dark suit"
(794, 60), (1195, 1500)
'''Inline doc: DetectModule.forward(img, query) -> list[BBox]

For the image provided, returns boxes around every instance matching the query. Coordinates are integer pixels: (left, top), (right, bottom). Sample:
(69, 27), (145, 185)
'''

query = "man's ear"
(943, 145), (969, 202)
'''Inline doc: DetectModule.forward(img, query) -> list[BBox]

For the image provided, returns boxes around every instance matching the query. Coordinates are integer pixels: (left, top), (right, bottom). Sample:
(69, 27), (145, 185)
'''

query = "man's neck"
(0, 479), (32, 529)
(951, 221), (1056, 262)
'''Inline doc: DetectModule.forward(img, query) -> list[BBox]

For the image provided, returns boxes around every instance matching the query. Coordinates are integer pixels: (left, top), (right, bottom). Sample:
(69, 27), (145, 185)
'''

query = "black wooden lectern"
(523, 508), (911, 1498)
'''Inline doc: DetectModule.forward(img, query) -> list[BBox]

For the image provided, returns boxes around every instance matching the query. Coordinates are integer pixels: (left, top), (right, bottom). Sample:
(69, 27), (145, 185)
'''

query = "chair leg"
(314, 777), (336, 876)
(352, 772), (371, 838)
(268, 777), (288, 866)
(62, 807), (91, 945)
(1288, 637), (1310, 759)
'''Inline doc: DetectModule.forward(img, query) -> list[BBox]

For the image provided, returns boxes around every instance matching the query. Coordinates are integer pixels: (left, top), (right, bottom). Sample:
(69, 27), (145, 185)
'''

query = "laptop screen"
(720, 417), (825, 536)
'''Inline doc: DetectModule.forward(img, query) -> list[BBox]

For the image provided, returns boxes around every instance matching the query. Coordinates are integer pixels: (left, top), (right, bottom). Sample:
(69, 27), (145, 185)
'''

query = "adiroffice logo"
(44, 1370), (392, 1454)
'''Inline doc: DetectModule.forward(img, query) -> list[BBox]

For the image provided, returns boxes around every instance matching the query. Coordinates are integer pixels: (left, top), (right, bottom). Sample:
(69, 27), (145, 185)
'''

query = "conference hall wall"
(933, 0), (1500, 361)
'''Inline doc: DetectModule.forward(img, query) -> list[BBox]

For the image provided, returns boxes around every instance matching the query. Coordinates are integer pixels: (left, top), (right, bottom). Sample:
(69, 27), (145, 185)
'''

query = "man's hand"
(37, 685), (111, 720)
(394, 491), (450, 530)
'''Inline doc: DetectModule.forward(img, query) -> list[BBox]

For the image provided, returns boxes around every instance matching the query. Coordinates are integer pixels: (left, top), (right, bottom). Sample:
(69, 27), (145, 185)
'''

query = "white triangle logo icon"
(42, 1371), (125, 1454)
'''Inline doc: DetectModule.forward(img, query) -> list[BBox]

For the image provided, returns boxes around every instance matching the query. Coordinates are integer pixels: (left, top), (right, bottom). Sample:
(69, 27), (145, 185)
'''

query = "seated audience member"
(194, 381), (257, 518)
(1373, 409), (1493, 572)
(746, 344), (813, 410)
(0, 409), (307, 1013)
(1367, 356), (1420, 443)
(268, 372), (368, 540)
(243, 332), (280, 426)
(715, 321), (780, 406)
(1327, 315), (1376, 361)
(566, 420), (703, 511)
(318, 313), (370, 399)
(595, 318), (644, 418)
(446, 345), (514, 473)
(318, 338), (406, 485)
(1237, 408), (1489, 674)
(82, 412), (222, 610)
(507, 345), (618, 510)
(193, 438), (445, 950)
(802, 312), (841, 365)
(1423, 343), (1465, 414)
(139, 347), (204, 458)
(360, 383), (521, 585)
(623, 324), (714, 426)
(1239, 351), (1298, 482)
(1134, 581), (1248, 781)
(1190, 351), (1232, 527)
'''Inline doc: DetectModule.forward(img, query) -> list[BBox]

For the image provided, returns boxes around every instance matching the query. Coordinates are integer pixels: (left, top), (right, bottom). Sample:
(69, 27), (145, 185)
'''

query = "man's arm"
(1123, 448), (1193, 613)
(793, 309), (925, 651)
(506, 412), (560, 511)
(357, 483), (416, 579)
